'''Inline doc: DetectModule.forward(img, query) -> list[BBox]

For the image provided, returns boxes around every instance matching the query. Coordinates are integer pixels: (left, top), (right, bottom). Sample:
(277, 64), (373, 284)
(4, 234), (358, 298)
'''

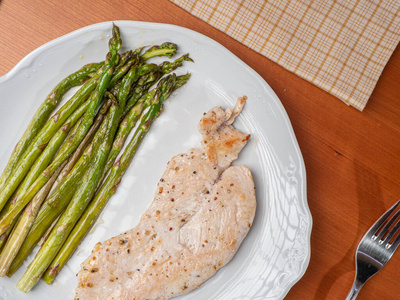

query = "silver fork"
(346, 199), (400, 300)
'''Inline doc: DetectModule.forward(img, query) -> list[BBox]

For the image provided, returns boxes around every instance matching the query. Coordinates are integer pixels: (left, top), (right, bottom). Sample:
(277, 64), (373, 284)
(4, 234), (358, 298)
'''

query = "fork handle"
(346, 280), (363, 300)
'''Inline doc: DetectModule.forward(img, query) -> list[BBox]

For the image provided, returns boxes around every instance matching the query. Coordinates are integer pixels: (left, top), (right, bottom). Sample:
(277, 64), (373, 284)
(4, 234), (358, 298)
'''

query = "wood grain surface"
(1, 0), (400, 299)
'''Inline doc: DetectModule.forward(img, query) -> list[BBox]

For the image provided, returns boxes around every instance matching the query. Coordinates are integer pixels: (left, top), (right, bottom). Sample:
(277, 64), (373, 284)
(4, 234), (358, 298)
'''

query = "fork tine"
(369, 200), (400, 236)
(385, 217), (400, 245)
(383, 212), (400, 242)
(389, 229), (400, 251)
(377, 207), (400, 241)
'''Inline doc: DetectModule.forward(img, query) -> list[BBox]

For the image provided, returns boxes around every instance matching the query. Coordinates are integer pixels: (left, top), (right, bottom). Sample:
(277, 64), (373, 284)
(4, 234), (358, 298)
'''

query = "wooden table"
(1, 1), (400, 299)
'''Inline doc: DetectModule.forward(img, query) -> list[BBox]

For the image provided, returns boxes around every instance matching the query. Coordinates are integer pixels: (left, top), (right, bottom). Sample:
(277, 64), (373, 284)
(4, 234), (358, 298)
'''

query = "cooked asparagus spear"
(0, 25), (122, 234)
(0, 161), (67, 277)
(17, 56), (132, 293)
(108, 53), (139, 88)
(42, 74), (190, 283)
(107, 43), (179, 89)
(0, 23), (191, 291)
(1, 100), (111, 277)
(108, 73), (191, 175)
(6, 100), (112, 277)
(0, 106), (85, 235)
(37, 101), (112, 249)
(160, 53), (193, 74)
(0, 62), (103, 195)
(16, 113), (115, 291)
(13, 102), (88, 201)
(141, 42), (177, 60)
(0, 69), (103, 212)
(123, 53), (192, 116)
(8, 62), (133, 281)
(0, 101), (90, 235)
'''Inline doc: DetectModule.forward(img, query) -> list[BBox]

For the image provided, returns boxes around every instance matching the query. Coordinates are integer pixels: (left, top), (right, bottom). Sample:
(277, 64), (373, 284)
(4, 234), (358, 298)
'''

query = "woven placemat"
(171, 0), (400, 110)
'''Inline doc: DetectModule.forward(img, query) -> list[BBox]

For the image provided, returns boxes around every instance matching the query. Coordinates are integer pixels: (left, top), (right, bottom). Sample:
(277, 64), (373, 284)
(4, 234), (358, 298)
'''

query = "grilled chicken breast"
(75, 97), (256, 300)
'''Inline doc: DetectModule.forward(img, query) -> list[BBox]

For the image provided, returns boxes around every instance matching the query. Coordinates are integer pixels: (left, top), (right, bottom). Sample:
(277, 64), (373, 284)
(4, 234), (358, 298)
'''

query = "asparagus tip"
(141, 42), (178, 60)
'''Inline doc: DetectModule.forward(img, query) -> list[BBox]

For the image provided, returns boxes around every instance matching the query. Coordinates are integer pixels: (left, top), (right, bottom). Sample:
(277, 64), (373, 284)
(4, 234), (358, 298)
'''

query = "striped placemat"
(170, 0), (400, 110)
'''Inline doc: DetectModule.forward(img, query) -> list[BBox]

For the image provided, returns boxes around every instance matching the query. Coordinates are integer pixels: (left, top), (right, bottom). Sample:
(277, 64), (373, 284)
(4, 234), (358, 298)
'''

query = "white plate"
(0, 21), (312, 299)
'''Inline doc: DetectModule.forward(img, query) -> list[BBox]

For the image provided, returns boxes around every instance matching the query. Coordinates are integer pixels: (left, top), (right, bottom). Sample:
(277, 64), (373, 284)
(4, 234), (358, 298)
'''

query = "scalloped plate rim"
(0, 20), (312, 299)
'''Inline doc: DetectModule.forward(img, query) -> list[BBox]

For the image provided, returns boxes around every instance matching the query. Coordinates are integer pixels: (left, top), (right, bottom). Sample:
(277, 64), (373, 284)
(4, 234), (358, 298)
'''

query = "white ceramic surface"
(0, 21), (312, 300)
